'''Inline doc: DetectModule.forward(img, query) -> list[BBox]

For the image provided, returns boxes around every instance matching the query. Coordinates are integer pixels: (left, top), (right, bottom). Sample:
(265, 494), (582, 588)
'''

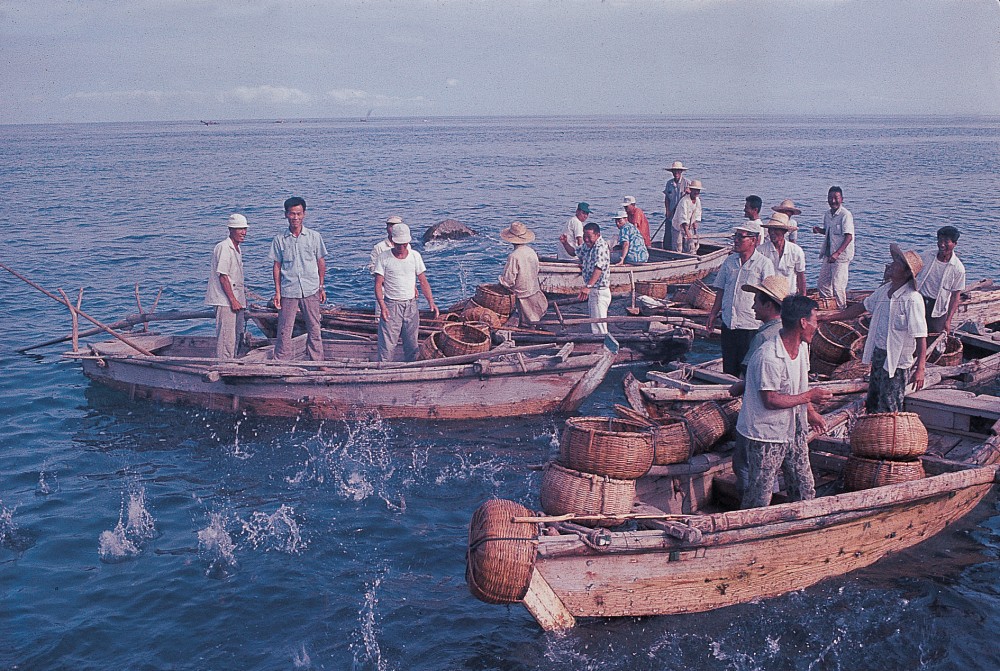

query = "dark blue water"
(2, 116), (1000, 670)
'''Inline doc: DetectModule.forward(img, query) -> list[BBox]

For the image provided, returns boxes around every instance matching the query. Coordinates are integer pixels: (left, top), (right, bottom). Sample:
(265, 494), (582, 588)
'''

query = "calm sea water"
(2, 116), (1000, 670)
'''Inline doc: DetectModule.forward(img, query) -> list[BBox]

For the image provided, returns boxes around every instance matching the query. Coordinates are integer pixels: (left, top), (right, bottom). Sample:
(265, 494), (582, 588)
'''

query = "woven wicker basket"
(927, 334), (963, 367)
(718, 397), (742, 430)
(649, 418), (693, 465)
(474, 284), (516, 317)
(635, 280), (670, 300)
(462, 302), (504, 329)
(540, 462), (636, 526)
(853, 314), (871, 335)
(685, 280), (717, 311)
(466, 499), (538, 604)
(812, 321), (862, 365)
(831, 358), (870, 380)
(682, 401), (730, 454)
(850, 412), (929, 459)
(559, 417), (655, 480)
(439, 322), (491, 357)
(447, 298), (471, 314)
(810, 355), (840, 378)
(842, 455), (926, 492)
(416, 332), (445, 361)
(807, 291), (840, 311)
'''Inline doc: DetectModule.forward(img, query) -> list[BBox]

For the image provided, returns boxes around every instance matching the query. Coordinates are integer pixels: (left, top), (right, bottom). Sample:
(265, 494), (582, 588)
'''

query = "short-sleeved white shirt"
(915, 251), (965, 318)
(671, 195), (702, 233)
(862, 282), (927, 374)
(821, 206), (855, 262)
(712, 250), (776, 330)
(557, 216), (585, 260)
(205, 237), (245, 307)
(374, 248), (427, 301)
(736, 336), (809, 442)
(759, 239), (806, 294)
(369, 238), (392, 274)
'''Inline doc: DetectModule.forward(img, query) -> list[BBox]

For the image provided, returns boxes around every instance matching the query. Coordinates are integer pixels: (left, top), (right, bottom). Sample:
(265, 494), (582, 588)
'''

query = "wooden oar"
(17, 309), (217, 352)
(626, 270), (640, 316)
(0, 262), (155, 356)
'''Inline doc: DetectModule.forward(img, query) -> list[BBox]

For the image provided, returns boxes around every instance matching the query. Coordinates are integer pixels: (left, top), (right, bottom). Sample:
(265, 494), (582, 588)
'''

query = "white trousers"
(588, 287), (612, 334)
(817, 260), (850, 308)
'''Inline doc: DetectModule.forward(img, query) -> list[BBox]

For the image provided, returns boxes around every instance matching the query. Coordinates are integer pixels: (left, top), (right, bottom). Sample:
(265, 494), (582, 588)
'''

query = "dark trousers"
(721, 325), (757, 377)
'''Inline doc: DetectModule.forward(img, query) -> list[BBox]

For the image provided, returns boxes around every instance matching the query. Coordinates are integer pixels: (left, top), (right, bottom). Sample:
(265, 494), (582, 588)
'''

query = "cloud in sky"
(1, 0), (998, 123)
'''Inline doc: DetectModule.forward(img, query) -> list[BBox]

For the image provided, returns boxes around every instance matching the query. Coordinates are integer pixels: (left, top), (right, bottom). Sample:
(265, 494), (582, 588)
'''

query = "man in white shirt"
(373, 223), (439, 362)
(743, 195), (764, 241)
(759, 212), (807, 295)
(557, 202), (590, 260)
(707, 220), (776, 376)
(369, 215), (401, 273)
(662, 161), (690, 249)
(812, 186), (855, 308)
(205, 213), (249, 359)
(915, 226), (965, 333)
(671, 180), (703, 253)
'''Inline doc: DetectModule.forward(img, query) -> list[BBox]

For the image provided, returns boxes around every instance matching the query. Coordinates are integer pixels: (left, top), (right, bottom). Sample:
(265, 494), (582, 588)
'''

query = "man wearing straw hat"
(760, 211), (807, 296)
(205, 213), (249, 359)
(772, 198), (802, 244)
(671, 179), (703, 254)
(662, 160), (690, 250)
(737, 295), (832, 509)
(621, 196), (651, 248)
(498, 221), (548, 326)
(812, 186), (855, 309)
(707, 220), (775, 376)
(373, 223), (440, 362)
(822, 244), (927, 413)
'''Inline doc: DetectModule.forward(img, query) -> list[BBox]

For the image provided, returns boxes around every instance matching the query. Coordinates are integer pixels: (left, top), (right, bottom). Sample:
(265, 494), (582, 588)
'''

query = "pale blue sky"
(1, 0), (998, 124)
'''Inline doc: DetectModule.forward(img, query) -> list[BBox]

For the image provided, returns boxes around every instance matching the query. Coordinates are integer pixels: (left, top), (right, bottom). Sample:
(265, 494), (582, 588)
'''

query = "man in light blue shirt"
(269, 196), (328, 360)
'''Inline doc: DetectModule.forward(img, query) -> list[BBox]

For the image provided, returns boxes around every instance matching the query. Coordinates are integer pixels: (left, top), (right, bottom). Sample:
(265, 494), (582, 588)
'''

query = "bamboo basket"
(831, 358), (870, 381)
(685, 280), (717, 311)
(681, 401), (730, 454)
(462, 302), (504, 329)
(812, 321), (862, 365)
(466, 499), (538, 604)
(635, 280), (670, 300)
(540, 462), (636, 526)
(850, 412), (928, 459)
(439, 322), (491, 357)
(474, 284), (516, 317)
(927, 334), (963, 367)
(810, 355), (840, 378)
(807, 291), (840, 311)
(559, 417), (655, 480)
(447, 298), (471, 314)
(416, 332), (445, 361)
(718, 397), (743, 430)
(649, 418), (693, 465)
(842, 455), (926, 492)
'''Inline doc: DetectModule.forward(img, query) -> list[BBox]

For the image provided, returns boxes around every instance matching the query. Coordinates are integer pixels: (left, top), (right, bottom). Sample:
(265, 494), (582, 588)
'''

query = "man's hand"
(273, 293), (281, 310)
(809, 387), (834, 405)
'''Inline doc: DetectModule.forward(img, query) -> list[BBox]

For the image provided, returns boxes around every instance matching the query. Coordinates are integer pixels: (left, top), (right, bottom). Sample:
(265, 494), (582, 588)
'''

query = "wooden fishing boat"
(536, 241), (730, 296)
(68, 333), (619, 420)
(466, 389), (1000, 630)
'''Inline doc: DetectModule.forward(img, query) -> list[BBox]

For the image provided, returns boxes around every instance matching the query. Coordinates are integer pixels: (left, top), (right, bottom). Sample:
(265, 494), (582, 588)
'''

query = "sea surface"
(2, 116), (1000, 670)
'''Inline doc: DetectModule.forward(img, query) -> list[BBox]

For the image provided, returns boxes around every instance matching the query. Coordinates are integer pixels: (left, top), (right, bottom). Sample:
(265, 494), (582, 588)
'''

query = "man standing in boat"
(772, 198), (802, 243)
(737, 295), (831, 509)
(812, 186), (855, 308)
(270, 196), (328, 361)
(374, 223), (439, 361)
(759, 211), (807, 295)
(621, 196), (651, 248)
(205, 213), (249, 359)
(369, 215), (402, 273)
(707, 220), (775, 376)
(557, 202), (590, 260)
(498, 221), (548, 326)
(569, 222), (612, 334)
(743, 195), (764, 241)
(915, 226), (965, 333)
(671, 179), (703, 253)
(822, 244), (927, 413)
(662, 161), (690, 250)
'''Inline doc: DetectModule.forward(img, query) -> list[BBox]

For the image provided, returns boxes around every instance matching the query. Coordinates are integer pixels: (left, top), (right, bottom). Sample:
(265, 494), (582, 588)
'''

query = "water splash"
(351, 574), (392, 671)
(241, 504), (306, 554)
(36, 463), (59, 496)
(98, 483), (156, 563)
(291, 643), (311, 669)
(1, 499), (36, 553)
(226, 417), (255, 460)
(197, 512), (237, 578)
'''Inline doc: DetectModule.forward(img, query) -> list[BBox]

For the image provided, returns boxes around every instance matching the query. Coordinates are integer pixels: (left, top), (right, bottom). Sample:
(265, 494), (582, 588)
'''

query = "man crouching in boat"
(205, 213), (248, 359)
(821, 244), (927, 413)
(736, 295), (831, 509)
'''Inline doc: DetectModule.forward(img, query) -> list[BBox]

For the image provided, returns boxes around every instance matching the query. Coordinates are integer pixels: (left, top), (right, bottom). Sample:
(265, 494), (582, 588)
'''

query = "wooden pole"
(0, 262), (155, 356)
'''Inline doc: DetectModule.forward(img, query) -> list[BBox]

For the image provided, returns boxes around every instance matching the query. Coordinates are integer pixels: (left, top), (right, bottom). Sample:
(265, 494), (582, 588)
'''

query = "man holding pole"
(205, 213), (249, 359)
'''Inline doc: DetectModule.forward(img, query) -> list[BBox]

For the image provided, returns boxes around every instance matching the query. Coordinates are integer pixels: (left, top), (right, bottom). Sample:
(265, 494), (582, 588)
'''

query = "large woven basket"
(416, 331), (445, 361)
(474, 284), (516, 317)
(635, 280), (670, 300)
(539, 462), (636, 526)
(681, 401), (730, 454)
(842, 455), (926, 492)
(810, 355), (840, 378)
(927, 334), (963, 367)
(831, 357), (870, 380)
(718, 397), (742, 429)
(850, 412), (929, 459)
(685, 280), (717, 311)
(812, 321), (862, 365)
(649, 418), (693, 465)
(559, 417), (655, 480)
(439, 322), (491, 357)
(807, 291), (840, 311)
(466, 499), (538, 604)
(462, 302), (504, 329)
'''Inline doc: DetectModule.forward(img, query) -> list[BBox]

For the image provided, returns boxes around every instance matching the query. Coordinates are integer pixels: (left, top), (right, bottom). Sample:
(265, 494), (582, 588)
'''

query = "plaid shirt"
(579, 236), (611, 289)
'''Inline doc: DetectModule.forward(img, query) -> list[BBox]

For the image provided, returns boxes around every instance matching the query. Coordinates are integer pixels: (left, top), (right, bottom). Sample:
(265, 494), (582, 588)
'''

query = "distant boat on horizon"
(199, 120), (219, 126)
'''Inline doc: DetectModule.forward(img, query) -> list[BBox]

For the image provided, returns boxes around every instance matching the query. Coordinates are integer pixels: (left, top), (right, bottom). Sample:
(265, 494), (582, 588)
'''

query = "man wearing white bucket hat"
(205, 213), (249, 359)
(373, 223), (439, 362)
(662, 161), (690, 249)
(498, 221), (548, 325)
(621, 196), (651, 248)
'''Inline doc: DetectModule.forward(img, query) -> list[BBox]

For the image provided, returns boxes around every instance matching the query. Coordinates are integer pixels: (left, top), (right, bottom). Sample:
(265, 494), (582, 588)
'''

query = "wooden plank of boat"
(537, 242), (731, 296)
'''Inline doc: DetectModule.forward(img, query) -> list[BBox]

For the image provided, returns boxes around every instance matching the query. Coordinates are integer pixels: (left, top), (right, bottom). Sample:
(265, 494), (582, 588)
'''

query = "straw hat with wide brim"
(500, 220), (535, 244)
(688, 179), (703, 191)
(666, 161), (688, 172)
(763, 211), (796, 231)
(772, 199), (802, 216)
(889, 243), (923, 279)
(742, 274), (790, 306)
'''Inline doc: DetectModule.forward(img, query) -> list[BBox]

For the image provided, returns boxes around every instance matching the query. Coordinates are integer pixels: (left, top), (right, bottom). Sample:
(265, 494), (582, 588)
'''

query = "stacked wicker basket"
(842, 412), (928, 491)
(417, 322), (491, 360)
(683, 279), (717, 311)
(810, 320), (864, 378)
